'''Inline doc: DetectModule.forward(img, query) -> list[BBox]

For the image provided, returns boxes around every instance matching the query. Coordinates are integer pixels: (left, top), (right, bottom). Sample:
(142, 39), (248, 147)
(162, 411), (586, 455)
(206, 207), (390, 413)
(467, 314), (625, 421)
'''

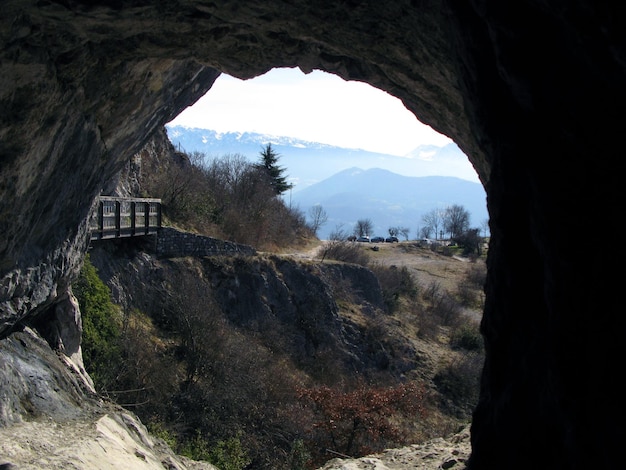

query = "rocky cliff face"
(1, 1), (625, 469)
(0, 326), (217, 469)
(87, 242), (400, 379)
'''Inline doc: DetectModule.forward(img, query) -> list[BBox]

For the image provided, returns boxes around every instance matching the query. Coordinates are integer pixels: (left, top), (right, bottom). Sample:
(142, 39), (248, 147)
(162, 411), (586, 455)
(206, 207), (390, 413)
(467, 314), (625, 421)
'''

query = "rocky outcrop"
(1, 2), (625, 469)
(87, 243), (397, 376)
(319, 425), (471, 470)
(0, 327), (216, 469)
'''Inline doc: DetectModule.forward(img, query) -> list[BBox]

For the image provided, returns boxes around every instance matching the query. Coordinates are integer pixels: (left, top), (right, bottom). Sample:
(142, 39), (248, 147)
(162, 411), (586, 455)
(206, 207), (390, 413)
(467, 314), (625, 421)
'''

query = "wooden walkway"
(89, 196), (161, 241)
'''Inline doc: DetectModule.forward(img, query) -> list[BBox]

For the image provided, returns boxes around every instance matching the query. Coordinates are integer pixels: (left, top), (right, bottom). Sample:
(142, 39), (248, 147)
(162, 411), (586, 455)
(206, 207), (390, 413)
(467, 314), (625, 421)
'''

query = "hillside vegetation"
(129, 131), (314, 252)
(75, 131), (486, 469)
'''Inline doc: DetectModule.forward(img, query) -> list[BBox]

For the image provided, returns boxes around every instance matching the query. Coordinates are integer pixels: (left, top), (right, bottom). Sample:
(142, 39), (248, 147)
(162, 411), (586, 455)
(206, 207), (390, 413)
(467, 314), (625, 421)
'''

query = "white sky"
(167, 67), (453, 157)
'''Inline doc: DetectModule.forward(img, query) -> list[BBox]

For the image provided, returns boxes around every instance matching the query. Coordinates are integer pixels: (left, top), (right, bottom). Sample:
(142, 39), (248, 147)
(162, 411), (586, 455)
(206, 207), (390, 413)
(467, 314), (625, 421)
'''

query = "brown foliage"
(296, 381), (427, 465)
(319, 240), (370, 266)
(142, 151), (314, 250)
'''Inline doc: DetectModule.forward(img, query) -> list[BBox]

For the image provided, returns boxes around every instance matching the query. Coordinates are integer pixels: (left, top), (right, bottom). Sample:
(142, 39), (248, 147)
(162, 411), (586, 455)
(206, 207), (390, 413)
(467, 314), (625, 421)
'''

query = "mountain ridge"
(165, 126), (487, 240)
(290, 167), (488, 240)
(165, 125), (481, 189)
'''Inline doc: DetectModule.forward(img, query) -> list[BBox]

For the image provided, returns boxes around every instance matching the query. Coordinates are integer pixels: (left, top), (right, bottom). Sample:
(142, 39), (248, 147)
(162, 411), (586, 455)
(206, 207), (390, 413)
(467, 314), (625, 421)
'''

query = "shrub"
(319, 240), (369, 266)
(426, 282), (463, 328)
(143, 150), (314, 250)
(433, 352), (483, 417)
(369, 263), (418, 312)
(456, 263), (486, 308)
(416, 281), (466, 340)
(456, 282), (480, 308)
(297, 381), (426, 466)
(465, 263), (487, 289)
(450, 322), (484, 352)
(73, 254), (123, 391)
(178, 430), (251, 470)
(208, 433), (251, 470)
(289, 439), (311, 470)
(113, 309), (179, 412)
(179, 431), (212, 461)
(147, 420), (178, 449)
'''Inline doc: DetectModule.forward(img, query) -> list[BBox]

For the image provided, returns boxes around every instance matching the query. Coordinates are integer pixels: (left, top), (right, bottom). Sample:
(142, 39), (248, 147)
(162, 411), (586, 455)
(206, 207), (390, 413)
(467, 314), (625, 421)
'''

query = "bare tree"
(418, 226), (430, 239)
(308, 205), (328, 236)
(329, 224), (350, 241)
(444, 204), (471, 239)
(421, 208), (444, 240)
(353, 218), (373, 238)
(481, 218), (490, 238)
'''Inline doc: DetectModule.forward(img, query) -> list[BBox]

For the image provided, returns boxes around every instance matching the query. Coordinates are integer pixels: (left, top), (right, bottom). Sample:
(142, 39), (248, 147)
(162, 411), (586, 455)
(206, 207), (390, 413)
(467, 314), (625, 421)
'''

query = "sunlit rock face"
(1, 1), (624, 469)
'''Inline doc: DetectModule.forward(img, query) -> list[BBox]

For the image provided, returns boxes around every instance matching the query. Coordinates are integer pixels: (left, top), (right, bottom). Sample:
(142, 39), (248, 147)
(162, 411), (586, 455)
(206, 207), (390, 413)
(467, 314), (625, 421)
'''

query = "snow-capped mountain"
(165, 125), (481, 191)
(165, 126), (487, 240)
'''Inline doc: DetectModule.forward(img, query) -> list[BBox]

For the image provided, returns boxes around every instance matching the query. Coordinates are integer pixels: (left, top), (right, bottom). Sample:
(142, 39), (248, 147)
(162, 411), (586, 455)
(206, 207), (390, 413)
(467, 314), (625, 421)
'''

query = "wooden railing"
(89, 196), (161, 241)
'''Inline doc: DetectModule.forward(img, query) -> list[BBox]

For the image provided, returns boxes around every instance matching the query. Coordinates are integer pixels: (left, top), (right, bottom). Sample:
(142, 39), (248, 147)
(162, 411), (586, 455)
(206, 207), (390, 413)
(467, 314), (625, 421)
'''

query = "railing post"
(144, 202), (150, 235)
(97, 199), (104, 240)
(115, 200), (121, 238)
(130, 201), (136, 236)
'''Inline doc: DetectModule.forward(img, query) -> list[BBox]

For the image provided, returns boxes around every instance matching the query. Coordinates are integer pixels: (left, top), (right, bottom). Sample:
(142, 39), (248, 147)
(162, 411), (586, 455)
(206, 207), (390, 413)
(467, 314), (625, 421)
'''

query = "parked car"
(385, 236), (399, 243)
(356, 236), (370, 242)
(371, 236), (385, 243)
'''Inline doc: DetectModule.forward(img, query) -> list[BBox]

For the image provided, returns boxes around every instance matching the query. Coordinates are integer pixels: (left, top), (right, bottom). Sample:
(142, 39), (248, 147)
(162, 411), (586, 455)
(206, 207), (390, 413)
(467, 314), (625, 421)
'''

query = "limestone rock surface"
(0, 328), (215, 470)
(318, 426), (471, 470)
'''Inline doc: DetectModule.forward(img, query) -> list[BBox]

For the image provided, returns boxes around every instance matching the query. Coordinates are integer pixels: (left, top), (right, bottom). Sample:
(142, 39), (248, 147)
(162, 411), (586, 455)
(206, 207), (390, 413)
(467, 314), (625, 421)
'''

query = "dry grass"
(365, 241), (480, 292)
(294, 240), (487, 440)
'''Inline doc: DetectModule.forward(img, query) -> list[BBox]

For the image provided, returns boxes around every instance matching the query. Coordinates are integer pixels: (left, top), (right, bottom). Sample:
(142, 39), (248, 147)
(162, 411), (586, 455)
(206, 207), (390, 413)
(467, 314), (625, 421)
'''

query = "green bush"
(147, 420), (178, 449)
(73, 254), (123, 390)
(289, 439), (311, 470)
(450, 322), (484, 352)
(208, 433), (251, 470)
(179, 431), (212, 462)
(179, 433), (252, 470)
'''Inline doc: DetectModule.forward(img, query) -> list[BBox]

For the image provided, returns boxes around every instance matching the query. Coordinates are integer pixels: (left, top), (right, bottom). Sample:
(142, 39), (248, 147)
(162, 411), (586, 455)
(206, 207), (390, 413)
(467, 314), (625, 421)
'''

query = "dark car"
(356, 236), (370, 242)
(385, 236), (399, 243)
(371, 236), (385, 243)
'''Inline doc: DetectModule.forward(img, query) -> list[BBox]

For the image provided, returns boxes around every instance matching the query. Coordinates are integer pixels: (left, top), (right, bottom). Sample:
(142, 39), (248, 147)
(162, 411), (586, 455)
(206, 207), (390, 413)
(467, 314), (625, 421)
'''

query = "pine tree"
(257, 143), (293, 195)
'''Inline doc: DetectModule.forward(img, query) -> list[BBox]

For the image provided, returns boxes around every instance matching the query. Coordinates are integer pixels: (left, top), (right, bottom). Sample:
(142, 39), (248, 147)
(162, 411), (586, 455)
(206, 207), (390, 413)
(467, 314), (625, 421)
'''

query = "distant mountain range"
(165, 125), (481, 190)
(165, 125), (488, 240)
(289, 167), (488, 240)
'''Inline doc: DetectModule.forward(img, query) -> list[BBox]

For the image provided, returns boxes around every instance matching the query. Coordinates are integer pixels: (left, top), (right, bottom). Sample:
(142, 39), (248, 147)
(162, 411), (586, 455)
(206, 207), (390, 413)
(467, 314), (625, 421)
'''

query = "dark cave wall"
(1, 1), (625, 469)
(446, 4), (625, 467)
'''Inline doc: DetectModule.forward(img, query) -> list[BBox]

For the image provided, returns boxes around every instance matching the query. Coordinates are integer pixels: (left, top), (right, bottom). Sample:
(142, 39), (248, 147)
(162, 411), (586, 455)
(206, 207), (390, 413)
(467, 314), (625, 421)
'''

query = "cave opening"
(163, 67), (487, 241)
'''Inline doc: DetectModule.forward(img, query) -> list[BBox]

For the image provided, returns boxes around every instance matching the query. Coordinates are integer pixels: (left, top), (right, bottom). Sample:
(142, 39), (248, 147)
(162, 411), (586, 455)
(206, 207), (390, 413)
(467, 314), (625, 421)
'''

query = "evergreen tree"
(257, 143), (293, 195)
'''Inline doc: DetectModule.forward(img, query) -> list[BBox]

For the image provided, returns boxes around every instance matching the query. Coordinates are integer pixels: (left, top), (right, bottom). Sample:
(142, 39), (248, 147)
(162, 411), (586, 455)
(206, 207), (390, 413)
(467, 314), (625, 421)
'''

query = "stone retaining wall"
(155, 227), (256, 258)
